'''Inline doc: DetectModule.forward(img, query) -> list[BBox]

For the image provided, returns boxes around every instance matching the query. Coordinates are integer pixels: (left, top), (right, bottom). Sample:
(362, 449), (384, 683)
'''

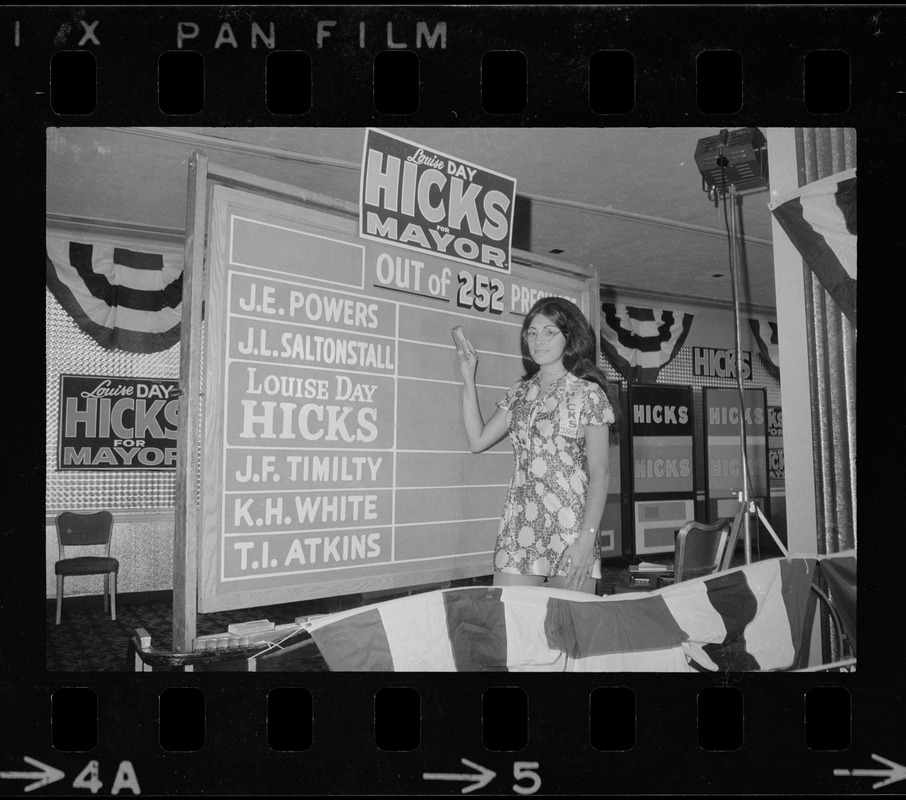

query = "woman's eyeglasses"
(523, 326), (564, 343)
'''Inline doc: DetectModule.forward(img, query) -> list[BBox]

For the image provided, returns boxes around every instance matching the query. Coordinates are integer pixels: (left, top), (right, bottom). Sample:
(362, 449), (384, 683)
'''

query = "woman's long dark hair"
(520, 296), (622, 425)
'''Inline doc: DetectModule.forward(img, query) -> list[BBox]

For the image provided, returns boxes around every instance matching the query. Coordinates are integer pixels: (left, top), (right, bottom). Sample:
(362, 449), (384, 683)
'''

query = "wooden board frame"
(174, 150), (601, 651)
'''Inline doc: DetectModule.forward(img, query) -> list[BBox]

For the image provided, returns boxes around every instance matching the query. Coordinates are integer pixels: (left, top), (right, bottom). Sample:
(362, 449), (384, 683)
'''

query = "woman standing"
(458, 297), (618, 594)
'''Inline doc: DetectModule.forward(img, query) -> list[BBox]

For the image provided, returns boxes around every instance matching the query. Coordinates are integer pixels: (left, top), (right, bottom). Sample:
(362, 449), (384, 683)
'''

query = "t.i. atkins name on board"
(8, 19), (447, 50)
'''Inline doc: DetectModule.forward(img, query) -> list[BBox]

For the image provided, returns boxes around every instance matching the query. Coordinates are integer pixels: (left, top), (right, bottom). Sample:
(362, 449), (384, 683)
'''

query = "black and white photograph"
(2, 3), (902, 797)
(43, 125), (856, 675)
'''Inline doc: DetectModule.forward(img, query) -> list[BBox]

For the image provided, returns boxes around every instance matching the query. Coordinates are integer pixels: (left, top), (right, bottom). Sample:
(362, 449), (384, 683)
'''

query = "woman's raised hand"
(457, 337), (479, 384)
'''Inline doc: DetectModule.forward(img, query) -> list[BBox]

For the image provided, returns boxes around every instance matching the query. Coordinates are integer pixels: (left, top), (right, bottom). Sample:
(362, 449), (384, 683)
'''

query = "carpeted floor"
(46, 563), (640, 672)
(47, 588), (368, 672)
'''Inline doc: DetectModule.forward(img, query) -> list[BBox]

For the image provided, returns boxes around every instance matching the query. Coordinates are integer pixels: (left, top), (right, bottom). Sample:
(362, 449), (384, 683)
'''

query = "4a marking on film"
(0, 757), (65, 793)
(0, 757), (140, 795)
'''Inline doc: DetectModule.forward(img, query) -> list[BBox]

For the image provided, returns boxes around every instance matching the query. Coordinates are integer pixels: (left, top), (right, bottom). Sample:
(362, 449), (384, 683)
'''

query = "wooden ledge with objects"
(128, 617), (327, 672)
(602, 557), (675, 594)
(628, 560), (676, 589)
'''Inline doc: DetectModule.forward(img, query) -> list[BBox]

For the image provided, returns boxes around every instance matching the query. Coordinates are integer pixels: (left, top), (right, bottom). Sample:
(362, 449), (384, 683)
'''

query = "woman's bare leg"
(546, 575), (598, 594)
(493, 572), (546, 587)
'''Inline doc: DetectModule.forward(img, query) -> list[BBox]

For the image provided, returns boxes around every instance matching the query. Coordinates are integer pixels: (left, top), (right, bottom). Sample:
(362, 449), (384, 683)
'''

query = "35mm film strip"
(3, 4), (903, 797)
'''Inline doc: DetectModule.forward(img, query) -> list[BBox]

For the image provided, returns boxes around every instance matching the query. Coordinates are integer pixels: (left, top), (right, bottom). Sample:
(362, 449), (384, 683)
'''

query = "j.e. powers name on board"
(234, 281), (383, 329)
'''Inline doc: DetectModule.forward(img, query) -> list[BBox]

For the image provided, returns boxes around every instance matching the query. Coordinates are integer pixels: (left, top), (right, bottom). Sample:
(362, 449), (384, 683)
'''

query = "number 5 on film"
(512, 762), (541, 795)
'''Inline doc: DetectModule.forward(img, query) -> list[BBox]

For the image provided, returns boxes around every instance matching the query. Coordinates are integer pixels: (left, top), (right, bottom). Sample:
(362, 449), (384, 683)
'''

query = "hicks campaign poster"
(57, 374), (179, 470)
(359, 128), (517, 273)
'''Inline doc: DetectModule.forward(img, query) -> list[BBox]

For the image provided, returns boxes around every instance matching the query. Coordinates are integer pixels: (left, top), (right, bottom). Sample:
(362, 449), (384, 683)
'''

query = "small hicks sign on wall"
(57, 374), (179, 470)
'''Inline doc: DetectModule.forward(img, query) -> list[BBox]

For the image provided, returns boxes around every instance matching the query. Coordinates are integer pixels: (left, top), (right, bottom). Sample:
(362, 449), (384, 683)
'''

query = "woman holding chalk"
(457, 297), (617, 594)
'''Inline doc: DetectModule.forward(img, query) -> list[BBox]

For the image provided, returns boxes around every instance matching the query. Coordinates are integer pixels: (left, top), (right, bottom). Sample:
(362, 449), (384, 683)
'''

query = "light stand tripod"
(721, 488), (789, 571)
(710, 164), (788, 571)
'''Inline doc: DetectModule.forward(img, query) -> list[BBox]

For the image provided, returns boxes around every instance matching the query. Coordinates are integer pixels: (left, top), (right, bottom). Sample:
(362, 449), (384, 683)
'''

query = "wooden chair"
(610, 518), (731, 594)
(656, 518), (732, 588)
(54, 511), (118, 625)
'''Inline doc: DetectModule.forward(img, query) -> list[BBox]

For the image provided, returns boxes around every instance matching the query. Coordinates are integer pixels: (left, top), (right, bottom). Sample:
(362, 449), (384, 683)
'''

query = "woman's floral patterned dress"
(494, 373), (614, 578)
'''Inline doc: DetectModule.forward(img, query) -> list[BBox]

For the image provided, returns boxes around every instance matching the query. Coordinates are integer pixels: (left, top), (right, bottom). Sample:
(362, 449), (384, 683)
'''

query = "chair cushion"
(55, 557), (119, 576)
(680, 566), (716, 581)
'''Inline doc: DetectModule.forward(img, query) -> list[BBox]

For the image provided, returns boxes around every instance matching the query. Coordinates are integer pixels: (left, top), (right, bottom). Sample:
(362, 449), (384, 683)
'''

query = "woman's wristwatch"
(578, 527), (598, 539)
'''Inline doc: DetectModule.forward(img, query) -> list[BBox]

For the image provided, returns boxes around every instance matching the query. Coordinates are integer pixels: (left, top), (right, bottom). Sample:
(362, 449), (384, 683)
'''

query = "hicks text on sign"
(360, 129), (516, 273)
(692, 347), (752, 381)
(58, 375), (178, 470)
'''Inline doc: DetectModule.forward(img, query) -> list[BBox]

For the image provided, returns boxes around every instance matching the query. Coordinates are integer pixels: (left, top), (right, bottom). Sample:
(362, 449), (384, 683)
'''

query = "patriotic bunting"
(749, 318), (780, 380)
(817, 555), (857, 652)
(600, 303), (694, 383)
(302, 554), (855, 672)
(769, 169), (856, 326)
(46, 235), (183, 353)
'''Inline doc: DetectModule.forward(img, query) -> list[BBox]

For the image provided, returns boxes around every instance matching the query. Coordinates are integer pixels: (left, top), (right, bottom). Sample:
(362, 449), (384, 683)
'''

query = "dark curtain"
(795, 128), (857, 665)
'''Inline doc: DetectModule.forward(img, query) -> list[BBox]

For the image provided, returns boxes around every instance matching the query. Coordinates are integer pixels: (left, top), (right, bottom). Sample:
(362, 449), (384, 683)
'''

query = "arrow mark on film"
(834, 753), (906, 790)
(0, 756), (66, 792)
(424, 758), (496, 794)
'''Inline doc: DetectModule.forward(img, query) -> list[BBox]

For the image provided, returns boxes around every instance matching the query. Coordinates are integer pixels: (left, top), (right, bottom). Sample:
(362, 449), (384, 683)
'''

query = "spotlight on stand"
(694, 127), (769, 201)
(691, 127), (786, 570)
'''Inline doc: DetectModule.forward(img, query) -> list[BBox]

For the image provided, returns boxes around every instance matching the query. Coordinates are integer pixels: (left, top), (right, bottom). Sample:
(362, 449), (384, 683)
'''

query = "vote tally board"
(197, 179), (594, 612)
(13, 6), (898, 798)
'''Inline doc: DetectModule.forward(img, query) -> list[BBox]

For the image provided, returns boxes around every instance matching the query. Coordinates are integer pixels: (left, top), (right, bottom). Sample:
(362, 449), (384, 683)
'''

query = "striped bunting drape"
(46, 235), (183, 353)
(769, 168), (856, 326)
(600, 303), (694, 383)
(302, 554), (853, 672)
(749, 318), (780, 380)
